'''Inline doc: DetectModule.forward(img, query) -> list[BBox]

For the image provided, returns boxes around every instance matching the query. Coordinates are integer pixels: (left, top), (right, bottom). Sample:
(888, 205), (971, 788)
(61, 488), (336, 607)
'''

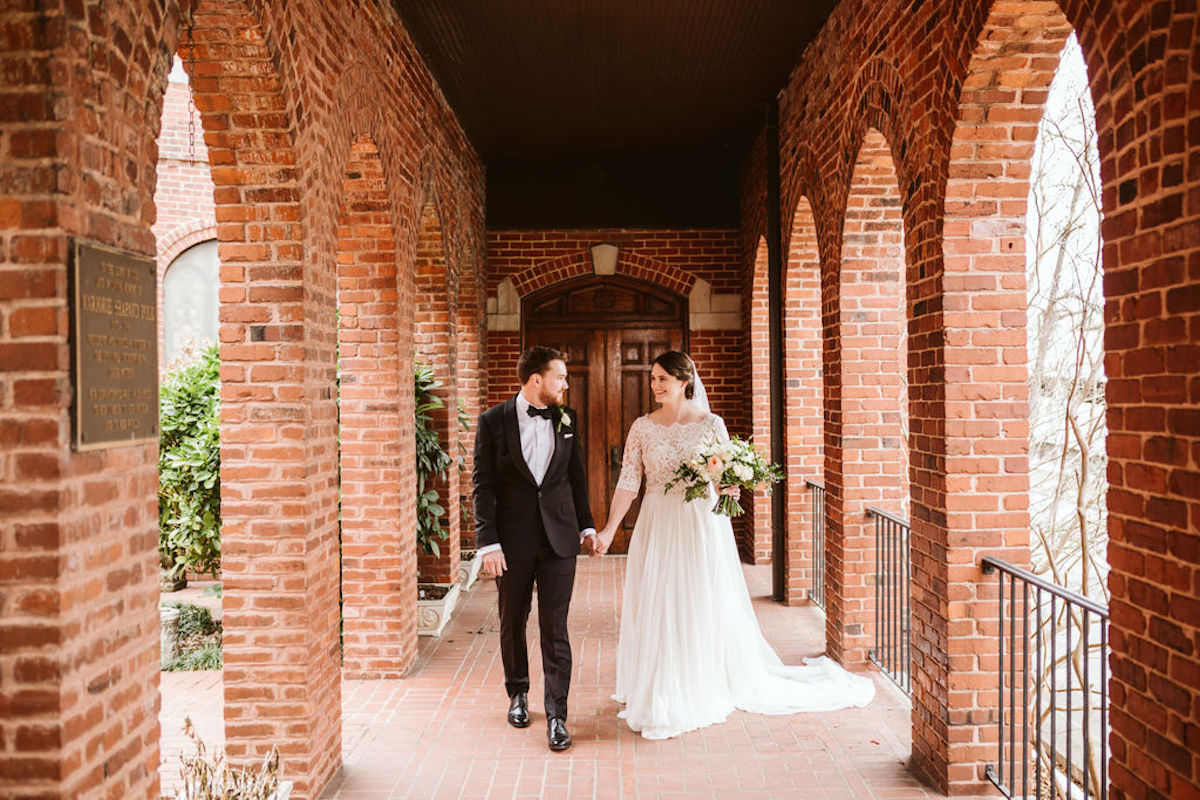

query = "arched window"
(163, 239), (218, 366)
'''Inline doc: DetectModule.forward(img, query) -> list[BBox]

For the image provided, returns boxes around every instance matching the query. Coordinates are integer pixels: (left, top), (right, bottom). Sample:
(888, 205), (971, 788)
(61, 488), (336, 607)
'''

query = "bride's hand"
(717, 484), (741, 499)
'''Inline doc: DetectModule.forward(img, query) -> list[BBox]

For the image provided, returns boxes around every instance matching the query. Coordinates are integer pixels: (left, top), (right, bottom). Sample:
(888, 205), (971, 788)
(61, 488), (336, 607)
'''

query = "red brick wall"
(153, 69), (217, 370)
(748, 238), (772, 564)
(336, 135), (415, 678)
(783, 198), (824, 605)
(153, 73), (215, 243)
(486, 229), (744, 420)
(738, 0), (1198, 794)
(0, 3), (484, 800)
(826, 128), (909, 666)
(456, 249), (486, 552)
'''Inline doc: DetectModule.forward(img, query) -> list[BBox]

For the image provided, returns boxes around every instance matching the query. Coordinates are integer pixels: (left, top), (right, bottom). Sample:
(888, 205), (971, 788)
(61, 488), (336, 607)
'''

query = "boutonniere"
(554, 406), (572, 433)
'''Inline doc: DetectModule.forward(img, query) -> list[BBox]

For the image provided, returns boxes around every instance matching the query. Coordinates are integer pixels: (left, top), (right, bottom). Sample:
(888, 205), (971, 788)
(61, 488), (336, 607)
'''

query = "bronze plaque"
(71, 240), (159, 450)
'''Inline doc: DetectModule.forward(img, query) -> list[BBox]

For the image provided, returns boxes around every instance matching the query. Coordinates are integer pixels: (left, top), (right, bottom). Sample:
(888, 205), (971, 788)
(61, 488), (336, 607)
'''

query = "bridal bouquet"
(664, 435), (783, 517)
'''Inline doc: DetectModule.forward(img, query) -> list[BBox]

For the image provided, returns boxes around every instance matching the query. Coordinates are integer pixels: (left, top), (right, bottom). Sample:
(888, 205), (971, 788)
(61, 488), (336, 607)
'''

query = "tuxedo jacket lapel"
(544, 412), (569, 480)
(503, 397), (539, 487)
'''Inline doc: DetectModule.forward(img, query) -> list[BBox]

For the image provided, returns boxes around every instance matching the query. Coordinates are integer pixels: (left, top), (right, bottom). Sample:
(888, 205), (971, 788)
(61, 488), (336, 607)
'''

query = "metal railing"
(866, 506), (911, 695)
(805, 481), (825, 610)
(981, 556), (1109, 800)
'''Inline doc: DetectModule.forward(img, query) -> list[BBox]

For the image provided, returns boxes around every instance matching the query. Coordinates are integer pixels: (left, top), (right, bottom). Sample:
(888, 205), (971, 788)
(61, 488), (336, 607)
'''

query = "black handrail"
(981, 556), (1109, 799)
(805, 480), (825, 610)
(866, 506), (910, 695)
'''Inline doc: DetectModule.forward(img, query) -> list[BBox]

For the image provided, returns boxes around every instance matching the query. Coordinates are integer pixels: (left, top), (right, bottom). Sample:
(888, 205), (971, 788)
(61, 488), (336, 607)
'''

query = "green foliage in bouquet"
(415, 363), (453, 557)
(159, 342), (221, 580)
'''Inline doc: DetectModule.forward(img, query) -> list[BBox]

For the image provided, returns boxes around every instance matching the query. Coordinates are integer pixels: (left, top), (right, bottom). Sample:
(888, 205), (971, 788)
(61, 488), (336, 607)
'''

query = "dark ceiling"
(392, 0), (839, 228)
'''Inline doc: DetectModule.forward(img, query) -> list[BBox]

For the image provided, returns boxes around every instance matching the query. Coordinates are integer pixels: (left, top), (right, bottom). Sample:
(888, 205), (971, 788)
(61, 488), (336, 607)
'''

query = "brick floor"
(160, 557), (941, 799)
(159, 668), (223, 797)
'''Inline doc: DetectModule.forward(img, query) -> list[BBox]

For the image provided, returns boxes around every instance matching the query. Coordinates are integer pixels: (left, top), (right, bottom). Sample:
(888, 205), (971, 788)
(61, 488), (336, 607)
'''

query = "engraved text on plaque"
(72, 240), (159, 450)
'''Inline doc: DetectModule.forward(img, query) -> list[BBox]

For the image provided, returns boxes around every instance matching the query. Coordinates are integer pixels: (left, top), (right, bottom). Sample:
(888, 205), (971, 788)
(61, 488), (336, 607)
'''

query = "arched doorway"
(522, 275), (685, 553)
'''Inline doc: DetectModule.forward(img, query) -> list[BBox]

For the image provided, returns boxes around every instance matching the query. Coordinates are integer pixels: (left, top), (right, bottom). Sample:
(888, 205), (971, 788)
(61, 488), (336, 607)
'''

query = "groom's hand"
(481, 549), (507, 577)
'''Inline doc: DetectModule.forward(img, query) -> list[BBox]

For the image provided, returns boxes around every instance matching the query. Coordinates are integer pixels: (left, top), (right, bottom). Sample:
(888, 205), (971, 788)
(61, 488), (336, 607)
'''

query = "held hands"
(591, 528), (616, 557)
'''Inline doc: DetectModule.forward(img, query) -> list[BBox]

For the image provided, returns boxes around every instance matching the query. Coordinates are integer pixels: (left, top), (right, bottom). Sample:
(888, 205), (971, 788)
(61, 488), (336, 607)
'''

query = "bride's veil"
(690, 365), (710, 413)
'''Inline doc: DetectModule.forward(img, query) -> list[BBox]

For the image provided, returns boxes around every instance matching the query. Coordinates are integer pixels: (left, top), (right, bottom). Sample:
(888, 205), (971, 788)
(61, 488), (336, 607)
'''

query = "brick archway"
(335, 133), (415, 679)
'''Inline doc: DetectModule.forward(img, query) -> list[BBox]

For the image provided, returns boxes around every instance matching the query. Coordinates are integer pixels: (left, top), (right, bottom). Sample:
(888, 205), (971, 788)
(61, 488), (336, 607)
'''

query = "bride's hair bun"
(652, 351), (696, 399)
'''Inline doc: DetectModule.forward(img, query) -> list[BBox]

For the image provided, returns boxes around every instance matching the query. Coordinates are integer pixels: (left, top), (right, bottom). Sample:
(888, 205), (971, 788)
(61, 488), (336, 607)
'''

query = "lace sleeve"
(711, 414), (730, 443)
(615, 418), (644, 492)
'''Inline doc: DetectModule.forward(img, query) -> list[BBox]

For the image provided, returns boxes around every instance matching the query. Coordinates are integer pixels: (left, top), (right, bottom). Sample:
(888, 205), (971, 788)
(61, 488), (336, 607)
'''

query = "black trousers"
(496, 527), (577, 720)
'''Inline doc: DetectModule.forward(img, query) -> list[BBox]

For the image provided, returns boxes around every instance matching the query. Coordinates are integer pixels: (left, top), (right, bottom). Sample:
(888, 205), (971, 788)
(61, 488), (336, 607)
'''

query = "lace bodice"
(616, 413), (730, 494)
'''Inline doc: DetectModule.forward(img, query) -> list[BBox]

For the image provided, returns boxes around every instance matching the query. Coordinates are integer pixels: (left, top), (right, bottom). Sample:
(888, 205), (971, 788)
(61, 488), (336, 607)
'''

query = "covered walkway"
(161, 559), (930, 800)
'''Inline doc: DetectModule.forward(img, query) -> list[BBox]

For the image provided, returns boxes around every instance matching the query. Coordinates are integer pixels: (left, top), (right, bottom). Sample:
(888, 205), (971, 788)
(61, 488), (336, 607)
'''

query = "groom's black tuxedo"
(472, 395), (594, 720)
(472, 397), (594, 558)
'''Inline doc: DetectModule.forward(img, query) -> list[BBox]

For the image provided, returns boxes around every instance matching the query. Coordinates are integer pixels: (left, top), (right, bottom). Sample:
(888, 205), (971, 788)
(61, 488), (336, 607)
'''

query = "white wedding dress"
(612, 413), (876, 739)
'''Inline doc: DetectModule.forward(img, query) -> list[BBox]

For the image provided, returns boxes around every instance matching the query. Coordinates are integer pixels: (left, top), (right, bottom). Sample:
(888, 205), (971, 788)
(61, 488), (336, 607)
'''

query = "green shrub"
(415, 363), (453, 557)
(164, 642), (222, 672)
(161, 601), (222, 671)
(159, 342), (221, 579)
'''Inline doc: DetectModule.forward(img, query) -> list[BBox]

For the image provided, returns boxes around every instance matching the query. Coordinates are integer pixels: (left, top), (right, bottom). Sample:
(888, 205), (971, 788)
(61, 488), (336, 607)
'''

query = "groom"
(472, 346), (595, 751)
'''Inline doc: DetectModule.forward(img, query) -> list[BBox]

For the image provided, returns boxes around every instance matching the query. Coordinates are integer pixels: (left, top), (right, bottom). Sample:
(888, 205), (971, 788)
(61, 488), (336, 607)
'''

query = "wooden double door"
(524, 278), (685, 554)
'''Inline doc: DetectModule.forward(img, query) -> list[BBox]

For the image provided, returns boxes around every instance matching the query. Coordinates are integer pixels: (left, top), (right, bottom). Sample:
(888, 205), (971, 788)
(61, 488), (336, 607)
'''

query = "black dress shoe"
(547, 717), (572, 751)
(507, 693), (530, 728)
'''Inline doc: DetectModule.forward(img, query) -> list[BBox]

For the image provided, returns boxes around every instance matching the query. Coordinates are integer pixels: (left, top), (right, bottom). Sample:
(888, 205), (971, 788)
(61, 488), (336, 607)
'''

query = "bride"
(592, 351), (875, 740)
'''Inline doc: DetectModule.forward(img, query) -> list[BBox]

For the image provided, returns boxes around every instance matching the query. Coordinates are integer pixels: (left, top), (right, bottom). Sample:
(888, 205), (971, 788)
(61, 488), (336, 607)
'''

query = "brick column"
(748, 238), (773, 563)
(825, 128), (909, 666)
(186, 4), (341, 796)
(783, 195), (824, 605)
(336, 135), (416, 678)
(916, 5), (1068, 792)
(414, 202), (460, 584)
(456, 260), (485, 552)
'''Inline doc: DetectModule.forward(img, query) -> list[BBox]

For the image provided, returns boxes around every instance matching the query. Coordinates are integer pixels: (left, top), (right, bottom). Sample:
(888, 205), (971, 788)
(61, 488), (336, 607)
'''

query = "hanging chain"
(185, 12), (198, 163)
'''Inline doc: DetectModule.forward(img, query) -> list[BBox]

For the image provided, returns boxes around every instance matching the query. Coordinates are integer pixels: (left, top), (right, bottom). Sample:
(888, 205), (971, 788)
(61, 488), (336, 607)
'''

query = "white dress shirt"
(515, 391), (555, 484)
(477, 392), (595, 557)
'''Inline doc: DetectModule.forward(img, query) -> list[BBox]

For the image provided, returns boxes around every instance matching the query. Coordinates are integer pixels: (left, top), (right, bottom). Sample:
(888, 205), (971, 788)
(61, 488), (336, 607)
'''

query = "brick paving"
(161, 557), (940, 799)
(159, 669), (224, 797)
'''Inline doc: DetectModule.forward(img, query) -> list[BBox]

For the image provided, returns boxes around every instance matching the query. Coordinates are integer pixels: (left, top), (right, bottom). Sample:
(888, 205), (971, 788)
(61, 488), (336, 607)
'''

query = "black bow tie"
(526, 405), (554, 421)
